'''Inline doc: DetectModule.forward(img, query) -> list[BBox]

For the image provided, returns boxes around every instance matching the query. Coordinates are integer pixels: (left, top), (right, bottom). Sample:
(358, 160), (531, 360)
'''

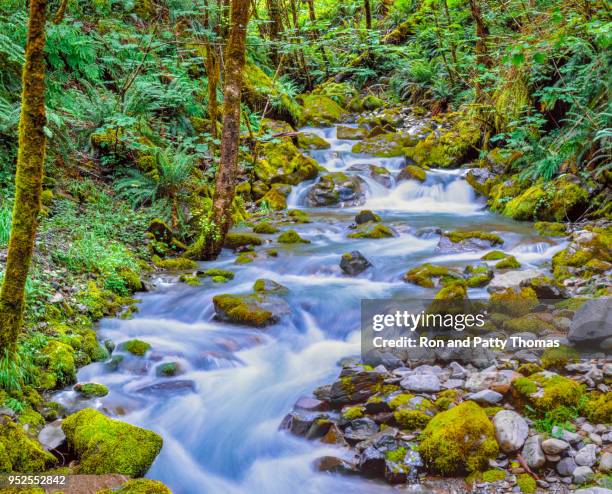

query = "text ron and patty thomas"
(367, 310), (561, 350)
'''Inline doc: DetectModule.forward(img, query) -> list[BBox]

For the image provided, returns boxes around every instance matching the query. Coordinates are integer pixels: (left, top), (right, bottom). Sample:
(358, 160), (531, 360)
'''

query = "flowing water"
(54, 124), (566, 494)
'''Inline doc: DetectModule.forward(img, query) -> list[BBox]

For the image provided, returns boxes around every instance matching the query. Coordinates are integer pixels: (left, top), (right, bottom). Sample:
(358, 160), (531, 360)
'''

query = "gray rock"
(340, 251), (372, 276)
(575, 444), (598, 467)
(38, 420), (66, 450)
(556, 457), (577, 476)
(574, 488), (612, 494)
(468, 389), (503, 405)
(568, 298), (612, 345)
(599, 452), (612, 473)
(436, 231), (502, 254)
(573, 465), (594, 484)
(400, 374), (441, 393)
(344, 417), (379, 442)
(306, 172), (366, 207)
(493, 411), (529, 453)
(541, 438), (570, 455)
(551, 426), (581, 444)
(487, 269), (542, 293)
(522, 435), (545, 469)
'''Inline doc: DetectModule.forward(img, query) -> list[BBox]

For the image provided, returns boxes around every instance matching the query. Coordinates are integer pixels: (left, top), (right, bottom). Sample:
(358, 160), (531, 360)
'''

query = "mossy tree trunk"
(363, 0), (372, 29)
(0, 0), (48, 352)
(187, 0), (250, 260)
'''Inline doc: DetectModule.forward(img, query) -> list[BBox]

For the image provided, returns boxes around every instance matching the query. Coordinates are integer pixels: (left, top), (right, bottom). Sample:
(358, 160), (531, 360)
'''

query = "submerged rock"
(337, 125), (367, 140)
(306, 172), (366, 207)
(296, 132), (330, 150)
(212, 293), (290, 327)
(436, 231), (503, 253)
(355, 209), (381, 224)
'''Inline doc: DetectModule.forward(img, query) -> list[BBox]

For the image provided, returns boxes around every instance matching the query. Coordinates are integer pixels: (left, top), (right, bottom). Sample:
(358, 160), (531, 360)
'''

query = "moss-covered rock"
(354, 210), (381, 224)
(312, 82), (358, 108)
(179, 273), (201, 286)
(122, 339), (151, 356)
(253, 278), (288, 294)
(503, 313), (555, 333)
(74, 383), (109, 398)
(252, 222), (279, 234)
(42, 341), (77, 388)
(155, 362), (180, 377)
(464, 264), (494, 287)
(404, 263), (462, 288)
(351, 132), (416, 157)
(418, 401), (498, 475)
(97, 479), (172, 494)
(336, 126), (367, 140)
(224, 233), (263, 250)
(433, 282), (468, 302)
(552, 229), (612, 281)
(254, 140), (319, 186)
(259, 188), (287, 211)
(298, 94), (346, 126)
(235, 252), (256, 264)
(516, 474), (536, 493)
(495, 255), (521, 270)
(305, 172), (366, 207)
(348, 224), (394, 239)
(288, 209), (312, 223)
(581, 392), (612, 424)
(541, 345), (579, 370)
(277, 229), (310, 244)
(481, 250), (507, 261)
(465, 168), (495, 196)
(394, 409), (431, 430)
(534, 222), (567, 237)
(61, 408), (162, 477)
(0, 421), (57, 473)
(297, 132), (330, 150)
(212, 293), (286, 327)
(199, 268), (235, 281)
(489, 288), (538, 317)
(152, 256), (198, 271)
(397, 165), (426, 182)
(445, 231), (503, 246)
(512, 373), (584, 413)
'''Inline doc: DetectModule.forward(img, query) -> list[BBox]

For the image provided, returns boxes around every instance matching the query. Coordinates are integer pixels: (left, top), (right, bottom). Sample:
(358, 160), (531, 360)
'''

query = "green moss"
(534, 222), (567, 237)
(299, 94), (346, 126)
(288, 209), (312, 223)
(481, 469), (507, 482)
(401, 165), (426, 182)
(389, 393), (414, 410)
(152, 257), (198, 271)
(351, 132), (415, 157)
(74, 383), (109, 398)
(17, 408), (45, 430)
(42, 341), (77, 388)
(312, 82), (358, 107)
(260, 189), (287, 211)
(224, 233), (263, 250)
(517, 474), (536, 493)
(0, 422), (57, 473)
(200, 268), (235, 280)
(445, 231), (503, 245)
(179, 274), (201, 286)
(97, 479), (172, 494)
(513, 373), (584, 413)
(348, 224), (394, 239)
(495, 255), (521, 269)
(481, 250), (507, 261)
(297, 132), (330, 150)
(517, 363), (543, 376)
(541, 345), (579, 370)
(385, 446), (407, 463)
(122, 339), (151, 356)
(394, 409), (431, 430)
(336, 126), (367, 140)
(404, 263), (461, 288)
(278, 229), (310, 244)
(418, 401), (498, 475)
(433, 282), (467, 302)
(489, 288), (538, 317)
(212, 294), (274, 327)
(483, 406), (504, 418)
(235, 252), (256, 264)
(253, 222), (279, 234)
(61, 408), (162, 477)
(155, 362), (179, 377)
(342, 406), (364, 420)
(503, 314), (554, 333)
(434, 390), (458, 411)
(582, 392), (612, 424)
(513, 377), (538, 395)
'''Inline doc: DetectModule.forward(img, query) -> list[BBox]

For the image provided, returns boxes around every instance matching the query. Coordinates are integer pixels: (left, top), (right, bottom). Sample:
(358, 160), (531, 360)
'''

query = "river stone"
(340, 251), (372, 276)
(599, 452), (612, 473)
(305, 172), (366, 207)
(557, 457), (577, 476)
(575, 444), (598, 467)
(279, 411), (326, 436)
(487, 269), (542, 293)
(355, 209), (381, 224)
(467, 389), (503, 405)
(493, 410), (529, 453)
(436, 232), (502, 254)
(359, 445), (386, 477)
(573, 466), (594, 484)
(542, 438), (570, 455)
(522, 435), (546, 469)
(400, 374), (441, 393)
(294, 396), (327, 412)
(568, 298), (612, 346)
(38, 420), (66, 450)
(313, 456), (356, 474)
(343, 417), (379, 442)
(329, 371), (385, 407)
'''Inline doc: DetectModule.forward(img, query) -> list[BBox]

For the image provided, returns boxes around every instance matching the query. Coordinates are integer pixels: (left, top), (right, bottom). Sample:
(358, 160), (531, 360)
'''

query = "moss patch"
(74, 383), (109, 398)
(97, 479), (172, 494)
(348, 224), (394, 239)
(278, 229), (310, 244)
(0, 422), (57, 473)
(224, 233), (263, 250)
(122, 339), (151, 356)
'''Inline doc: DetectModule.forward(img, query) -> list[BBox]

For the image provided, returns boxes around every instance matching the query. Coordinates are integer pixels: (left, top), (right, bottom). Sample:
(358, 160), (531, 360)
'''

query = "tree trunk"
(188, 0), (250, 260)
(206, 45), (220, 138)
(0, 0), (47, 352)
(364, 0), (372, 29)
(266, 0), (284, 67)
(469, 0), (491, 68)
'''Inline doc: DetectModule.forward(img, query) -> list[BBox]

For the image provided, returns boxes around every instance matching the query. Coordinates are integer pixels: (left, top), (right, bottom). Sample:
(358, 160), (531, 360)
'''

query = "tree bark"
(0, 0), (47, 352)
(188, 0), (250, 260)
(364, 0), (372, 29)
(469, 0), (491, 68)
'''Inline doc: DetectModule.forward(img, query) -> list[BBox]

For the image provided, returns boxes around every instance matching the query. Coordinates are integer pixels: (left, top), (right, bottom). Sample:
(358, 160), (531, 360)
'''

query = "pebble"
(542, 438), (570, 455)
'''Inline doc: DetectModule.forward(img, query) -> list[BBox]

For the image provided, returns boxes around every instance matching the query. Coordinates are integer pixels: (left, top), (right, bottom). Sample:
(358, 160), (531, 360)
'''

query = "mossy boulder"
(511, 372), (584, 413)
(495, 255), (521, 270)
(465, 168), (495, 196)
(368, 165), (393, 188)
(348, 224), (394, 239)
(397, 165), (426, 182)
(297, 132), (330, 150)
(42, 341), (77, 388)
(552, 229), (612, 281)
(253, 278), (288, 294)
(581, 392), (612, 424)
(122, 339), (151, 356)
(212, 293), (289, 327)
(155, 362), (180, 377)
(278, 229), (310, 244)
(489, 288), (538, 317)
(418, 401), (498, 475)
(298, 94), (346, 126)
(312, 81), (358, 108)
(355, 210), (381, 224)
(437, 231), (503, 253)
(534, 222), (567, 237)
(199, 268), (235, 281)
(74, 383), (109, 398)
(433, 282), (468, 302)
(224, 233), (263, 250)
(516, 473), (536, 493)
(259, 188), (287, 211)
(252, 222), (279, 234)
(306, 172), (366, 207)
(464, 264), (494, 287)
(61, 408), (163, 477)
(404, 263), (462, 288)
(541, 345), (579, 370)
(254, 140), (319, 186)
(288, 209), (312, 223)
(0, 421), (57, 473)
(361, 94), (385, 110)
(336, 126), (367, 140)
(351, 132), (415, 157)
(97, 479), (172, 494)
(481, 250), (507, 261)
(152, 256), (198, 271)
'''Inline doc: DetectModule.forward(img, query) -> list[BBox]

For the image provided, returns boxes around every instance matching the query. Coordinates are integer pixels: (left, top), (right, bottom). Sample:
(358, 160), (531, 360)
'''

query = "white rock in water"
(522, 434), (546, 469)
(575, 444), (598, 467)
(493, 410), (529, 453)
(541, 438), (570, 455)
